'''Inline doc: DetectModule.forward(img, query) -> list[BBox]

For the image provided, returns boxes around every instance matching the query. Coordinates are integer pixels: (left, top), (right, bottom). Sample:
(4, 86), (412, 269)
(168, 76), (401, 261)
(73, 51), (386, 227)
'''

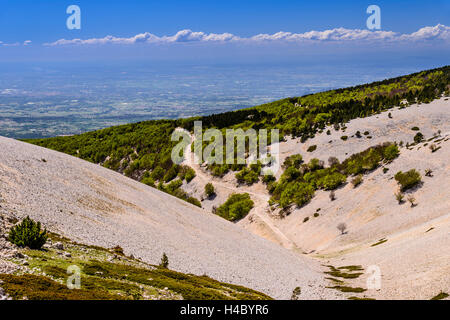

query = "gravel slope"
(0, 136), (338, 300)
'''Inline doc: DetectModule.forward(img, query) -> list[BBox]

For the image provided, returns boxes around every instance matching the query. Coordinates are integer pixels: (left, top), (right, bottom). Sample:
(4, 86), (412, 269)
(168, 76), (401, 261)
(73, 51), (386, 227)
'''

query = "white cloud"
(250, 28), (397, 41)
(1, 42), (20, 47)
(44, 25), (450, 46)
(400, 24), (450, 41)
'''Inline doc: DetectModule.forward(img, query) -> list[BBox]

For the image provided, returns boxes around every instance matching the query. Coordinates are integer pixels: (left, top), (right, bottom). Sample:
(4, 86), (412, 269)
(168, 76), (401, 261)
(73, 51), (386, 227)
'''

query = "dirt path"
(180, 131), (297, 250)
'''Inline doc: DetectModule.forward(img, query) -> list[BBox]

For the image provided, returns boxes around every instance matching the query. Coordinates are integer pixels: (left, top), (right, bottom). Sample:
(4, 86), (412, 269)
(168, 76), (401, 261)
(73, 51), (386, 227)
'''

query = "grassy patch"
(431, 292), (449, 300)
(327, 285), (366, 293)
(0, 274), (122, 300)
(371, 238), (388, 247)
(325, 277), (344, 284)
(324, 265), (364, 279)
(3, 232), (271, 301)
(338, 265), (364, 272)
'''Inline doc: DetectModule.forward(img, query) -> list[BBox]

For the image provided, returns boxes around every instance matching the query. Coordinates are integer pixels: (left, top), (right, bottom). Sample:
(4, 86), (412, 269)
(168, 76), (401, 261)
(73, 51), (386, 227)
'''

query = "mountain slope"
(178, 97), (450, 299)
(26, 66), (450, 202)
(0, 136), (335, 300)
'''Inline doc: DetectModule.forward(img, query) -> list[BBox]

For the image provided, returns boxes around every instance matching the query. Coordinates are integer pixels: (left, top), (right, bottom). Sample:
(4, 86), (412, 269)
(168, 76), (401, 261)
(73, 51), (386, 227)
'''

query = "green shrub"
(279, 182), (315, 208)
(307, 145), (317, 152)
(411, 126), (420, 131)
(262, 172), (276, 184)
(414, 132), (424, 144)
(166, 179), (183, 193)
(150, 166), (165, 181)
(308, 158), (323, 171)
(383, 144), (400, 161)
(8, 216), (48, 249)
(283, 166), (301, 182)
(163, 166), (179, 182)
(395, 192), (404, 204)
(283, 154), (303, 168)
(351, 174), (363, 187)
(343, 144), (394, 175)
(216, 193), (254, 221)
(184, 168), (196, 182)
(318, 172), (346, 190)
(141, 176), (155, 187)
(394, 169), (422, 191)
(235, 168), (259, 185)
(341, 136), (348, 141)
(187, 197), (202, 207)
(159, 253), (169, 269)
(205, 183), (216, 198)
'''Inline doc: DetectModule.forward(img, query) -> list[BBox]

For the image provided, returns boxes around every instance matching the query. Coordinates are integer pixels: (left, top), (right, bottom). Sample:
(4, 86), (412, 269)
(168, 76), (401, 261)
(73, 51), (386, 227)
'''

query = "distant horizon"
(1, 62), (447, 139)
(1, 1), (449, 138)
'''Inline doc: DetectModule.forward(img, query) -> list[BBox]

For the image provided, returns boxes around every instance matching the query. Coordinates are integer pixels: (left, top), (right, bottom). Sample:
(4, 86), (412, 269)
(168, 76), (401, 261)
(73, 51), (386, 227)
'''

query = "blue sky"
(0, 0), (449, 62)
(1, 0), (448, 42)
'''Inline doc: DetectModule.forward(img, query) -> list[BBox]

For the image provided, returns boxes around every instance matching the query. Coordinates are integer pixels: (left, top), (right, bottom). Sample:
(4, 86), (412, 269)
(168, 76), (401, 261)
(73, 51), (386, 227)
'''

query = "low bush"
(395, 192), (404, 204)
(184, 167), (196, 183)
(283, 154), (303, 168)
(407, 195), (417, 207)
(394, 169), (422, 191)
(262, 172), (276, 184)
(163, 166), (179, 182)
(205, 183), (216, 198)
(216, 193), (254, 221)
(187, 197), (202, 207)
(235, 168), (259, 185)
(307, 145), (317, 152)
(329, 191), (336, 201)
(279, 182), (315, 208)
(383, 144), (400, 161)
(8, 216), (48, 249)
(351, 174), (363, 188)
(414, 132), (424, 144)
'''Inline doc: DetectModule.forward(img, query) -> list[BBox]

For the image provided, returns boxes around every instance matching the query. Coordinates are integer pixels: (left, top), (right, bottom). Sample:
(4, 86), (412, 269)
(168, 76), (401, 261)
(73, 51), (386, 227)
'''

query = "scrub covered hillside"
(26, 66), (450, 203)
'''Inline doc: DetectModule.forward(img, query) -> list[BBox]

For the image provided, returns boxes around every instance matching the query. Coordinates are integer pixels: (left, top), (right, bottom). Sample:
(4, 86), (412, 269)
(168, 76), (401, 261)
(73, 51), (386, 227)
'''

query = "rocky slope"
(0, 136), (338, 300)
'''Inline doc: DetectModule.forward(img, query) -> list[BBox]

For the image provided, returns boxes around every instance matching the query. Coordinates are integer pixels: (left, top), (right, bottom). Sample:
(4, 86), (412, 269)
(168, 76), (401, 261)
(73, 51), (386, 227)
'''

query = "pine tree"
(159, 252), (169, 269)
(8, 216), (48, 249)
